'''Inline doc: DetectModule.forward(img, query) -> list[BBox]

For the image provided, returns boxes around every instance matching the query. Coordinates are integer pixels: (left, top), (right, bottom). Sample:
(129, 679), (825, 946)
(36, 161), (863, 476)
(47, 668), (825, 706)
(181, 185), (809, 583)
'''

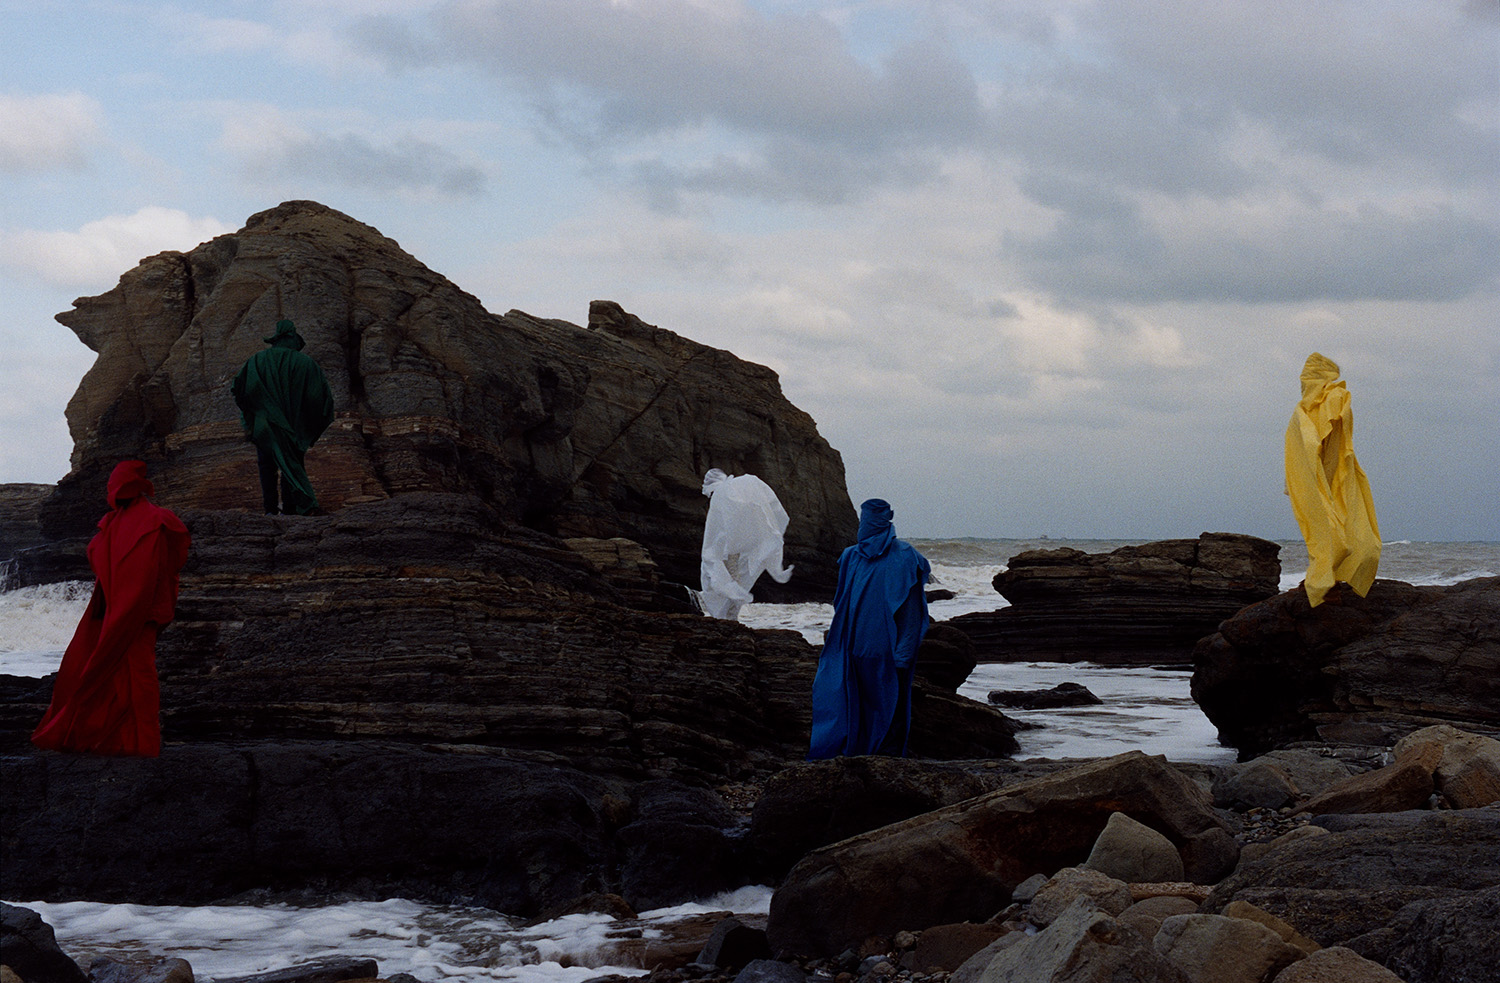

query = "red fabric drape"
(32, 462), (190, 756)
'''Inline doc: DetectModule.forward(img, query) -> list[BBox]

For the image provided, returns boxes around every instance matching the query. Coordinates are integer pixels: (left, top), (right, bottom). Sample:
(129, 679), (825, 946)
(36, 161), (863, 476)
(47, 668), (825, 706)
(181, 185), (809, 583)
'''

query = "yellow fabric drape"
(1284, 353), (1381, 606)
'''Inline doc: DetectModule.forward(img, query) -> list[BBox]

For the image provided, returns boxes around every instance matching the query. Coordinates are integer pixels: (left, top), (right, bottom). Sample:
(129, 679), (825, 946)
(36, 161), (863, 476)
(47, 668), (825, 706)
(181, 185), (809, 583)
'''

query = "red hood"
(107, 460), (154, 507)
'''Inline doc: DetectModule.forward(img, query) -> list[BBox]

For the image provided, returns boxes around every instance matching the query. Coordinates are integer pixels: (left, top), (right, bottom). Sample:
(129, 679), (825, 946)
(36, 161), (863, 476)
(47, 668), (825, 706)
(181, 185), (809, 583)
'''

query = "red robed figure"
(32, 460), (190, 756)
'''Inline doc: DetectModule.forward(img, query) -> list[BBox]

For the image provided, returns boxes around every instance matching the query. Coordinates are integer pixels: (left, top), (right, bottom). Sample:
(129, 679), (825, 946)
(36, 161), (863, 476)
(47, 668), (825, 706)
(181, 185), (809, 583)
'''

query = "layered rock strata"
(30, 200), (854, 597)
(0, 494), (1021, 911)
(1192, 577), (1500, 756)
(1, 496), (1019, 780)
(947, 533), (1281, 665)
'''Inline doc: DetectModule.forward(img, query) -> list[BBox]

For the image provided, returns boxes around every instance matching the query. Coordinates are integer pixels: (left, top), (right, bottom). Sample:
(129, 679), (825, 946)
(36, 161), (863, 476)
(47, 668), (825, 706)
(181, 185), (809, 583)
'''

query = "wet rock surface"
(1193, 577), (1500, 756)
(765, 751), (1237, 959)
(948, 534), (1281, 666)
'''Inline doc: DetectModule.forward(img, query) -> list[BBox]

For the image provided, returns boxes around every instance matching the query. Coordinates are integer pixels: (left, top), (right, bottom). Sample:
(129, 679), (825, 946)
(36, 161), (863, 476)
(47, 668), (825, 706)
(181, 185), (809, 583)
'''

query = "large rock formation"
(948, 534), (1281, 665)
(0, 494), (1021, 911)
(1192, 578), (1500, 756)
(0, 201), (1027, 914)
(29, 199), (855, 597)
(0, 496), (1018, 780)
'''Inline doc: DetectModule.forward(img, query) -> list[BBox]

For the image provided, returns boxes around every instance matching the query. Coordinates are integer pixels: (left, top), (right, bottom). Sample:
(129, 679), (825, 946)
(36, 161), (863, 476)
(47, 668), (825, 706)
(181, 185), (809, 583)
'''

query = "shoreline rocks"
(948, 534), (1281, 666)
(765, 751), (1238, 959)
(7, 727), (1497, 983)
(1192, 577), (1500, 756)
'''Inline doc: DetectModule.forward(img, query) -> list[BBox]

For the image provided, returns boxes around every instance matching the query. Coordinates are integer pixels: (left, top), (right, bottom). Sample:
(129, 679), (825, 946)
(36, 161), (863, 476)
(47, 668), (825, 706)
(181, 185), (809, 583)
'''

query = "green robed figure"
(232, 319), (335, 515)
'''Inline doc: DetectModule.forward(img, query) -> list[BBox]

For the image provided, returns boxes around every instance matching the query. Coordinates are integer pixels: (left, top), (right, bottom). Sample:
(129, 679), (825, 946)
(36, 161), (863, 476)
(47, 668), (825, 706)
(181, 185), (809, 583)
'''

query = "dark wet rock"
(987, 681), (1102, 709)
(732, 960), (806, 983)
(0, 902), (87, 983)
(698, 916), (773, 971)
(80, 955), (194, 983)
(913, 623), (977, 692)
(1203, 806), (1500, 959)
(1, 740), (710, 916)
(0, 485), (84, 588)
(618, 782), (740, 911)
(949, 533), (1280, 666)
(765, 752), (1236, 958)
(0, 494), (1020, 782)
(1350, 882), (1500, 983)
(744, 756), (1069, 882)
(1192, 578), (1500, 757)
(210, 957), (378, 983)
(537, 893), (638, 921)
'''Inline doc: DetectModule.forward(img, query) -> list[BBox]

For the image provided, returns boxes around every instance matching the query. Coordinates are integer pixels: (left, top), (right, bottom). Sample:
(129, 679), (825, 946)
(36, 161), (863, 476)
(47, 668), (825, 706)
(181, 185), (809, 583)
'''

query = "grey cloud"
(982, 2), (1500, 306)
(631, 140), (940, 209)
(420, 1), (981, 145)
(1009, 190), (1500, 304)
(259, 130), (484, 196)
(355, 0), (982, 203)
(1089, 1), (1500, 184)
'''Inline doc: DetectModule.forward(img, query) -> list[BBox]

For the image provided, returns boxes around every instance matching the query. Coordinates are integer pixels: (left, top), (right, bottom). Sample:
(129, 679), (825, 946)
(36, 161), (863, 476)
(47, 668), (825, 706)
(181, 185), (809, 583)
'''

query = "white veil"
(698, 470), (794, 620)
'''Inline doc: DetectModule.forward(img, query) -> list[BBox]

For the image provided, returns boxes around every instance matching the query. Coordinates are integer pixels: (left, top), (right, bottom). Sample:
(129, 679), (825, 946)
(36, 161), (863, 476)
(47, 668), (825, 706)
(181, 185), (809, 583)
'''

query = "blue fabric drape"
(809, 499), (931, 759)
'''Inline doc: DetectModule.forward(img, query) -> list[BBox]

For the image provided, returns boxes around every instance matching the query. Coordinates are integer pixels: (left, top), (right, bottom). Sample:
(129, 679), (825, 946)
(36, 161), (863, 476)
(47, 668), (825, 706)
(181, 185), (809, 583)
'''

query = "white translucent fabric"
(698, 471), (794, 620)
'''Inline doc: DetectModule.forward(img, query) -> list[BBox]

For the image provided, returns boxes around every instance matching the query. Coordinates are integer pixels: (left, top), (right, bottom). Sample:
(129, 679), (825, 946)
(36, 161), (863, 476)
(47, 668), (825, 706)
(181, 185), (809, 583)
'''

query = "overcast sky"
(2, 0), (1496, 541)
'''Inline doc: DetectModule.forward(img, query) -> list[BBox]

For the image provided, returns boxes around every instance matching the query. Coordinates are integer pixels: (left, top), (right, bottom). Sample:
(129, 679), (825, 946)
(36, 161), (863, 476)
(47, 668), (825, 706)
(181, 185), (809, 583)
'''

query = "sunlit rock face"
(40, 200), (854, 596)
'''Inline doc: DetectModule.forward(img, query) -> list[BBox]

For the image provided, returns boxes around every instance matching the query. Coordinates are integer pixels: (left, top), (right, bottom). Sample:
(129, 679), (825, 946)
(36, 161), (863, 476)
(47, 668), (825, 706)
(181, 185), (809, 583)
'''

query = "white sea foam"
(8, 887), (776, 983)
(0, 580), (90, 676)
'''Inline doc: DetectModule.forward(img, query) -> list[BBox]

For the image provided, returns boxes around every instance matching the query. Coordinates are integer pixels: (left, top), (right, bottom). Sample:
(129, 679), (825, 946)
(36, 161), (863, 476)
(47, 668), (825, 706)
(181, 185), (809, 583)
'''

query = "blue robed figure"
(809, 499), (932, 759)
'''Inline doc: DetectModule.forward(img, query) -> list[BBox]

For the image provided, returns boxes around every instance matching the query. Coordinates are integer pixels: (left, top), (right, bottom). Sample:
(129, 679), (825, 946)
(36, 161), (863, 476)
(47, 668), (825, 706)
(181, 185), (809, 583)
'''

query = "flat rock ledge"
(948, 533), (1281, 666)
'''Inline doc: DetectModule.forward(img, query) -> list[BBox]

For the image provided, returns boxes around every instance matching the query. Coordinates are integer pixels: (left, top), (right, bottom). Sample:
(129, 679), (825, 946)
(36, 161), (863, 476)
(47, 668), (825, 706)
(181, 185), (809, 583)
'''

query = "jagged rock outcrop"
(32, 200), (854, 597)
(948, 534), (1281, 665)
(0, 484), (50, 560)
(0, 484), (87, 588)
(1191, 578), (1500, 756)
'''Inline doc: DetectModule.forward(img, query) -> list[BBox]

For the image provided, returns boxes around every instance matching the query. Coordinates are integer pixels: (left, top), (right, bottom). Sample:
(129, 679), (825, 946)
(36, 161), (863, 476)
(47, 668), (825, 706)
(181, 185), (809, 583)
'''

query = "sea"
(3, 537), (1496, 980)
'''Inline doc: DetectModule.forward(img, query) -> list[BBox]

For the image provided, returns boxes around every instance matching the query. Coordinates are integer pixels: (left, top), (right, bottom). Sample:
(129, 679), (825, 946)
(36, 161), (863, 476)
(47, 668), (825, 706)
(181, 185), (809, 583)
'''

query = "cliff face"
(39, 200), (854, 595)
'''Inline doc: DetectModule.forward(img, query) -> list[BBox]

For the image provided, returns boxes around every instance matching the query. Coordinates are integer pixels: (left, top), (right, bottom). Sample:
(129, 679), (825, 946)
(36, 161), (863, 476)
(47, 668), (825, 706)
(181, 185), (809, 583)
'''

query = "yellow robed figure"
(1284, 353), (1381, 606)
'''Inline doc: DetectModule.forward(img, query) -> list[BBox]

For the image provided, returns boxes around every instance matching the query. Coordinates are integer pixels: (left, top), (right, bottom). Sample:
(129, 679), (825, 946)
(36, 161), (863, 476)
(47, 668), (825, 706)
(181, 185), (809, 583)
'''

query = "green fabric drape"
(232, 323), (334, 514)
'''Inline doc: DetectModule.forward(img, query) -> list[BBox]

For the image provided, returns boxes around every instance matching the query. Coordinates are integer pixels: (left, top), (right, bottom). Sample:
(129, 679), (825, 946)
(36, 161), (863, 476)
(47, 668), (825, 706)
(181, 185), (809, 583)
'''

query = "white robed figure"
(697, 468), (794, 620)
